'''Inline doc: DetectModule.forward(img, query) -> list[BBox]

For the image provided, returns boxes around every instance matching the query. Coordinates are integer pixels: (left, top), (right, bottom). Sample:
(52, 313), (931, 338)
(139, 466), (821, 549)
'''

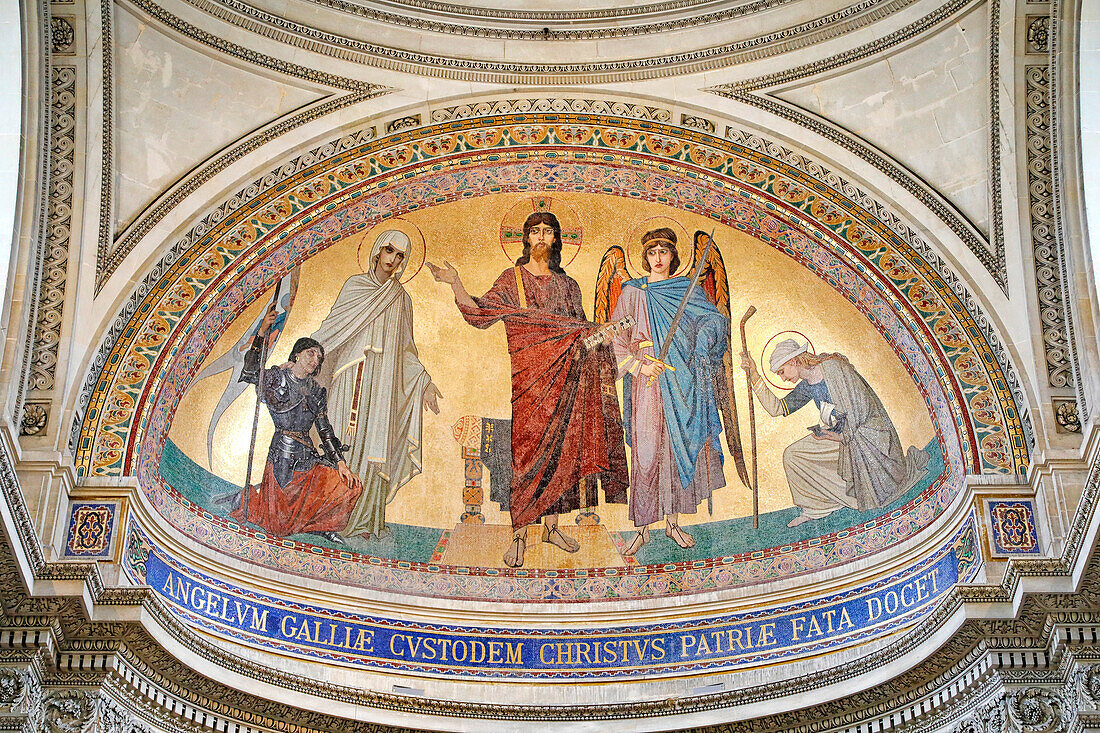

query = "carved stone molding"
(297, 0), (870, 40)
(431, 98), (672, 123)
(28, 65), (76, 403)
(1045, 0), (1088, 422)
(0, 668), (26, 706)
(128, 0), (923, 82)
(954, 698), (1006, 733)
(13, 0), (57, 429)
(1025, 64), (1076, 394)
(94, 0), (114, 295)
(43, 690), (94, 733)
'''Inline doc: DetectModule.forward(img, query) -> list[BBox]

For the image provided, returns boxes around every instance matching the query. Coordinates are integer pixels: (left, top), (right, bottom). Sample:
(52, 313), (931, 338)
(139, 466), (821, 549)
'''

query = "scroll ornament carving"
(1006, 688), (1070, 733)
(955, 699), (1005, 733)
(44, 691), (94, 733)
(1078, 664), (1100, 709)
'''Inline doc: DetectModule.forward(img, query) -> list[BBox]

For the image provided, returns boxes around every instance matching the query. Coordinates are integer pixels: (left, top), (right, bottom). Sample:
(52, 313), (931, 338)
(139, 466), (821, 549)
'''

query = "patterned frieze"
(26, 65), (76, 400)
(1024, 64), (1076, 398)
(430, 98), (672, 124)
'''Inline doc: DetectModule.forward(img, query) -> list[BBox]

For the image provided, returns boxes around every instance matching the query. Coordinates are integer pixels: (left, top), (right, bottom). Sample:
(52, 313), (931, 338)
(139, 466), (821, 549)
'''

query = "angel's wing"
(692, 233), (749, 489)
(694, 233), (730, 320)
(593, 245), (631, 324)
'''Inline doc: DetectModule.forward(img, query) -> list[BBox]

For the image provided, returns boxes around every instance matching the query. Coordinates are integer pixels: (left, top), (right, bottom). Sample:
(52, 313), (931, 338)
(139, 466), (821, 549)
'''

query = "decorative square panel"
(986, 500), (1041, 555)
(63, 502), (120, 560)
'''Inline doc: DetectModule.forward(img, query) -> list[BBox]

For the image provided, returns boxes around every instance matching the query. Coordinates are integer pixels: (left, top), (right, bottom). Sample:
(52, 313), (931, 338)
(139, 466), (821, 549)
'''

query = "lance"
(645, 227), (716, 387)
(242, 281), (282, 515)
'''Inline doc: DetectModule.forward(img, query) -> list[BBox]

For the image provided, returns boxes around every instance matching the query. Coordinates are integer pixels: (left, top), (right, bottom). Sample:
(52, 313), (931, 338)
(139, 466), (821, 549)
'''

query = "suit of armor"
(241, 339), (344, 487)
(230, 335), (361, 540)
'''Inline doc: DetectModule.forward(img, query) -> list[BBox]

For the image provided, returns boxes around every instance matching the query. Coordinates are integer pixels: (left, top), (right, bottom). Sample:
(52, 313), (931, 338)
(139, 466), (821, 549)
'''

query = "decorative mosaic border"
(124, 518), (979, 678)
(72, 116), (1030, 467)
(720, 128), (1032, 455)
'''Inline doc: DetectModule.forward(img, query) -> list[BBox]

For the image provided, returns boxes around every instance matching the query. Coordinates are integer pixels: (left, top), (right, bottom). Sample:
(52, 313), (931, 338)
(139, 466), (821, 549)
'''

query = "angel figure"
(596, 228), (748, 555)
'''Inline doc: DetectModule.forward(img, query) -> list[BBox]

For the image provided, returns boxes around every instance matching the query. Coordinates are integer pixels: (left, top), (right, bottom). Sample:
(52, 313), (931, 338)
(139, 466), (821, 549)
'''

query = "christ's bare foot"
(504, 535), (526, 567)
(545, 526), (580, 553)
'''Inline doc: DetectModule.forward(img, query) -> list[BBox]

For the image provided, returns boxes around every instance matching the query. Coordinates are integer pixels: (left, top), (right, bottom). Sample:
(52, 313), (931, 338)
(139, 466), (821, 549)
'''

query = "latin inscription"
(142, 548), (961, 676)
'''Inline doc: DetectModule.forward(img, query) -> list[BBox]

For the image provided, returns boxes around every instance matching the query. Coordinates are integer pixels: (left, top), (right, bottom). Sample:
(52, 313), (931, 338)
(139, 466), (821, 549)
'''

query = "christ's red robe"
(459, 266), (628, 528)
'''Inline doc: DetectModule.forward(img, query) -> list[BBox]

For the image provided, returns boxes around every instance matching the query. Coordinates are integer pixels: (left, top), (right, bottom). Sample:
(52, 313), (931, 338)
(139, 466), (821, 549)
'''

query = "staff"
(739, 305), (759, 528)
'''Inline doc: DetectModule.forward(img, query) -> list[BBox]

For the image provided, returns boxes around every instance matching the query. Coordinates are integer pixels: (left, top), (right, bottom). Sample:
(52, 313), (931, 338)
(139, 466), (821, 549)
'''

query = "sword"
(646, 227), (716, 387)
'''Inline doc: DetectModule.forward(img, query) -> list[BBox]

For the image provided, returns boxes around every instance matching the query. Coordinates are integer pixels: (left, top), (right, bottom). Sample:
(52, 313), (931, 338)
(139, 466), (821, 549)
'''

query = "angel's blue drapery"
(622, 276), (729, 487)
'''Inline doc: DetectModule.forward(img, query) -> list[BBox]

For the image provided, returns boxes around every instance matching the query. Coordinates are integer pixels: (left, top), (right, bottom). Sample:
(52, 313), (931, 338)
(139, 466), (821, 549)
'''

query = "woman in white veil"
(313, 229), (441, 539)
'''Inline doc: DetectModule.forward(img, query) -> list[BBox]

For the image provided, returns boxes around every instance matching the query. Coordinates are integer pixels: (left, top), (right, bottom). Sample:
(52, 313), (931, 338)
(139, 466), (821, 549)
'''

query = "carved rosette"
(1006, 688), (1069, 733)
(1054, 399), (1081, 433)
(1026, 16), (1050, 54)
(43, 690), (94, 733)
(0, 668), (25, 706)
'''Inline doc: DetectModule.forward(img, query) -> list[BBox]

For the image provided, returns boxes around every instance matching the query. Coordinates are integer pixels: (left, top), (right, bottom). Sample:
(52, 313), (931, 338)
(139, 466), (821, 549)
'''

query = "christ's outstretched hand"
(426, 260), (459, 285)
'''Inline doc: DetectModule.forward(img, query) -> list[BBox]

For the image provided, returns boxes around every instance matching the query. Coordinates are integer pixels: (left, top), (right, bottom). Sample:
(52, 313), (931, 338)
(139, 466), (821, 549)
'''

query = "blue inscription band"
(125, 520), (978, 679)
